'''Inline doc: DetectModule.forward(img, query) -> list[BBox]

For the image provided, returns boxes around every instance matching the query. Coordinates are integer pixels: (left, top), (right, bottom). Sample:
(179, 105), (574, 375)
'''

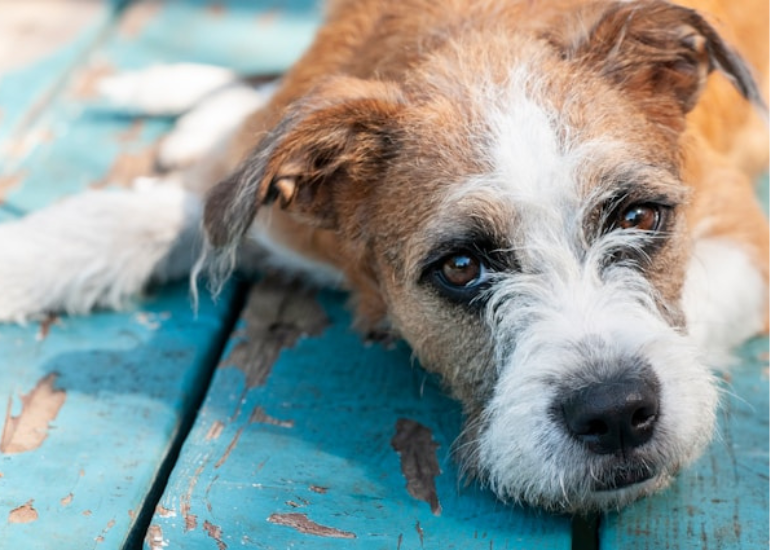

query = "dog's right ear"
(203, 77), (405, 253)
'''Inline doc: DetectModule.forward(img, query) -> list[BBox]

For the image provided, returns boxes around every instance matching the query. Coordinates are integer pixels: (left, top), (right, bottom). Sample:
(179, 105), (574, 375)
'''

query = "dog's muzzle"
(556, 364), (661, 490)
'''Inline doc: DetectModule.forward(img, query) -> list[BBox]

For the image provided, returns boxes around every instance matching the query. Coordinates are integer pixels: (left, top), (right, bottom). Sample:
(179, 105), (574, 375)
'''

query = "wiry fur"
(0, 0), (766, 513)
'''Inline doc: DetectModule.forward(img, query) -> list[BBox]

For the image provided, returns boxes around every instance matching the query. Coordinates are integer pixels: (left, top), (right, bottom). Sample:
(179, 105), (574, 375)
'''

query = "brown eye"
(618, 204), (660, 231)
(441, 254), (482, 287)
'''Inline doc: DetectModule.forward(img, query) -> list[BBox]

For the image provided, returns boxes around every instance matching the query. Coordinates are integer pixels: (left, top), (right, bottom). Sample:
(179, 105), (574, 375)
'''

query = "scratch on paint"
(214, 427), (243, 469)
(181, 463), (205, 532)
(145, 524), (166, 550)
(416, 521), (425, 547)
(391, 418), (443, 515)
(249, 406), (294, 428)
(268, 513), (356, 539)
(1, 373), (67, 454)
(8, 500), (38, 523)
(203, 520), (227, 550)
(94, 518), (115, 543)
(36, 314), (58, 341)
(205, 420), (224, 440)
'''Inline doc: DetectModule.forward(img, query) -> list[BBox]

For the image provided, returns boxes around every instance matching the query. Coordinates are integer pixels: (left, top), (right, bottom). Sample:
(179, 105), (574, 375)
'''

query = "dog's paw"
(156, 83), (273, 170)
(97, 63), (239, 116)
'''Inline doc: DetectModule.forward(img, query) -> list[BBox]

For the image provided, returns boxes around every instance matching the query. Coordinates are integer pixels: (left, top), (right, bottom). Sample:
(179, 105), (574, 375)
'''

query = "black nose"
(561, 376), (660, 455)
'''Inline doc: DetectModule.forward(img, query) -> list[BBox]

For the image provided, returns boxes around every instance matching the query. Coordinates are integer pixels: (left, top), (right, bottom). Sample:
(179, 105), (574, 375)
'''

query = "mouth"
(594, 465), (656, 492)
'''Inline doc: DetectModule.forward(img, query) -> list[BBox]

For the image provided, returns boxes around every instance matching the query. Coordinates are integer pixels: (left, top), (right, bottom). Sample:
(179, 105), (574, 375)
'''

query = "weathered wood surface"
(602, 337), (769, 549)
(1, 0), (767, 548)
(0, 0), (319, 547)
(148, 280), (573, 549)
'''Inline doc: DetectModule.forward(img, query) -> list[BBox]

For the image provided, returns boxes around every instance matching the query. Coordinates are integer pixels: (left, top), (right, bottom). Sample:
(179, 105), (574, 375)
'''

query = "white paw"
(156, 83), (273, 170)
(0, 186), (202, 322)
(97, 63), (239, 116)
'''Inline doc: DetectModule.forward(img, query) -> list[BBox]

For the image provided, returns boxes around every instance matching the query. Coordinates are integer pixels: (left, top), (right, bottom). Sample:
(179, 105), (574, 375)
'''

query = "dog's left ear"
(550, 0), (765, 131)
(204, 77), (404, 250)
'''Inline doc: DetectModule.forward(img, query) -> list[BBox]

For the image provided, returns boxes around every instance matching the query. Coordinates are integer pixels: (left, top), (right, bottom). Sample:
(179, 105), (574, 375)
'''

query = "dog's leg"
(0, 69), (272, 322)
(156, 82), (276, 171)
(0, 182), (202, 322)
(97, 63), (240, 116)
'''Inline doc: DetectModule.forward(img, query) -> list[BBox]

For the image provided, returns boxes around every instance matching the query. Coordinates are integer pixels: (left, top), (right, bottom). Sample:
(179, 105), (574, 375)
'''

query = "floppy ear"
(203, 77), (404, 250)
(549, 0), (765, 131)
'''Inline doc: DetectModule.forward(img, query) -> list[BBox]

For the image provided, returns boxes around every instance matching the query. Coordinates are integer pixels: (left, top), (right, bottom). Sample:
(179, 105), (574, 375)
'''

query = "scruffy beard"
(461, 260), (718, 512)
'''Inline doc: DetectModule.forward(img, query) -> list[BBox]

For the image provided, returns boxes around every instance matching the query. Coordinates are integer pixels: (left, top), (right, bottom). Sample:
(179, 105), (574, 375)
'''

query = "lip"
(595, 468), (655, 492)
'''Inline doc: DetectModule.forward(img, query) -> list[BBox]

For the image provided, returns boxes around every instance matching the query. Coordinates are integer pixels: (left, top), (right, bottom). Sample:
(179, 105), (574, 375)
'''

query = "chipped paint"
(214, 428), (242, 469)
(203, 520), (227, 550)
(8, 500), (38, 524)
(93, 146), (160, 189)
(1, 373), (66, 454)
(83, 510), (92, 516)
(249, 406), (294, 428)
(72, 62), (115, 100)
(416, 520), (425, 547)
(155, 504), (175, 518)
(223, 280), (328, 389)
(181, 463), (205, 532)
(145, 524), (167, 550)
(36, 313), (59, 341)
(267, 513), (356, 539)
(0, 172), (24, 203)
(120, 1), (162, 38)
(94, 518), (116, 543)
(60, 493), (73, 506)
(391, 418), (442, 515)
(205, 421), (224, 440)
(308, 485), (328, 494)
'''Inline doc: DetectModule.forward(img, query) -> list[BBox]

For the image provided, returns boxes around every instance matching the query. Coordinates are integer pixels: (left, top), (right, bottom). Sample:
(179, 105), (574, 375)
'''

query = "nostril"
(586, 419), (608, 436)
(631, 406), (656, 430)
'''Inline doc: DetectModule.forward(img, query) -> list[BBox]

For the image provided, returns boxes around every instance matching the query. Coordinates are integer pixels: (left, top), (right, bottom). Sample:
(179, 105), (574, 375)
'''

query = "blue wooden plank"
(600, 337), (769, 549)
(0, 283), (239, 549)
(148, 281), (573, 549)
(1, 0), (321, 215)
(0, 1), (124, 166)
(0, 0), (321, 547)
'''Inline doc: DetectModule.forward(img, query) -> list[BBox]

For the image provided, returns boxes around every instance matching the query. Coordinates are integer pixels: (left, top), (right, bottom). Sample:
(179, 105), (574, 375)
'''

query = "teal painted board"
(148, 280), (572, 550)
(0, 282), (238, 549)
(1, 0), (321, 214)
(0, 1), (123, 165)
(600, 337), (769, 549)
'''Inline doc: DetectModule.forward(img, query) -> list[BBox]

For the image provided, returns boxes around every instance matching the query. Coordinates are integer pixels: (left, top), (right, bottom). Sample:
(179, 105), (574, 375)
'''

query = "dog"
(0, 0), (767, 513)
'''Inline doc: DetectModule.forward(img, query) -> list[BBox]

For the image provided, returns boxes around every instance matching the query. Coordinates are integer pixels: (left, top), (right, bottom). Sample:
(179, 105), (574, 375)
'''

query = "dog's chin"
(579, 472), (672, 513)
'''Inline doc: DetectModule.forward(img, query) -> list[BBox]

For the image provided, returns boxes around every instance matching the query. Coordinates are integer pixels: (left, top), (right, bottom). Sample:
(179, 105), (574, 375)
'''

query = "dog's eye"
(430, 252), (489, 302)
(617, 203), (661, 232)
(441, 253), (482, 286)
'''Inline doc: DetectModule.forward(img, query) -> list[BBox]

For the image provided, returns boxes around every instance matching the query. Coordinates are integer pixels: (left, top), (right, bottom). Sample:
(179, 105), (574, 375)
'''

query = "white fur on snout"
(478, 262), (718, 511)
(464, 81), (718, 511)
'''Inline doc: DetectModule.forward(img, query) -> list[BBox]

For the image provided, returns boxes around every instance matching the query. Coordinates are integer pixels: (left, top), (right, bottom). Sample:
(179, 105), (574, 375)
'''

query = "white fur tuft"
(0, 184), (202, 322)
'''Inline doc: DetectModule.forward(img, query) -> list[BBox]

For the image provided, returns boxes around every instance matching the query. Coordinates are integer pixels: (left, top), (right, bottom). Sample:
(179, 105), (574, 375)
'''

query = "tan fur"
(200, 0), (768, 508)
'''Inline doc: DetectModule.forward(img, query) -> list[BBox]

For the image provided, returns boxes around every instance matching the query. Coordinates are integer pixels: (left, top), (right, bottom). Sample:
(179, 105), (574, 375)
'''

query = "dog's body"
(0, 0), (767, 512)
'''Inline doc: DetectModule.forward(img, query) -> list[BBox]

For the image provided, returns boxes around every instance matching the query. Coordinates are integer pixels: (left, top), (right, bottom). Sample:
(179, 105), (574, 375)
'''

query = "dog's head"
(203, 0), (764, 512)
